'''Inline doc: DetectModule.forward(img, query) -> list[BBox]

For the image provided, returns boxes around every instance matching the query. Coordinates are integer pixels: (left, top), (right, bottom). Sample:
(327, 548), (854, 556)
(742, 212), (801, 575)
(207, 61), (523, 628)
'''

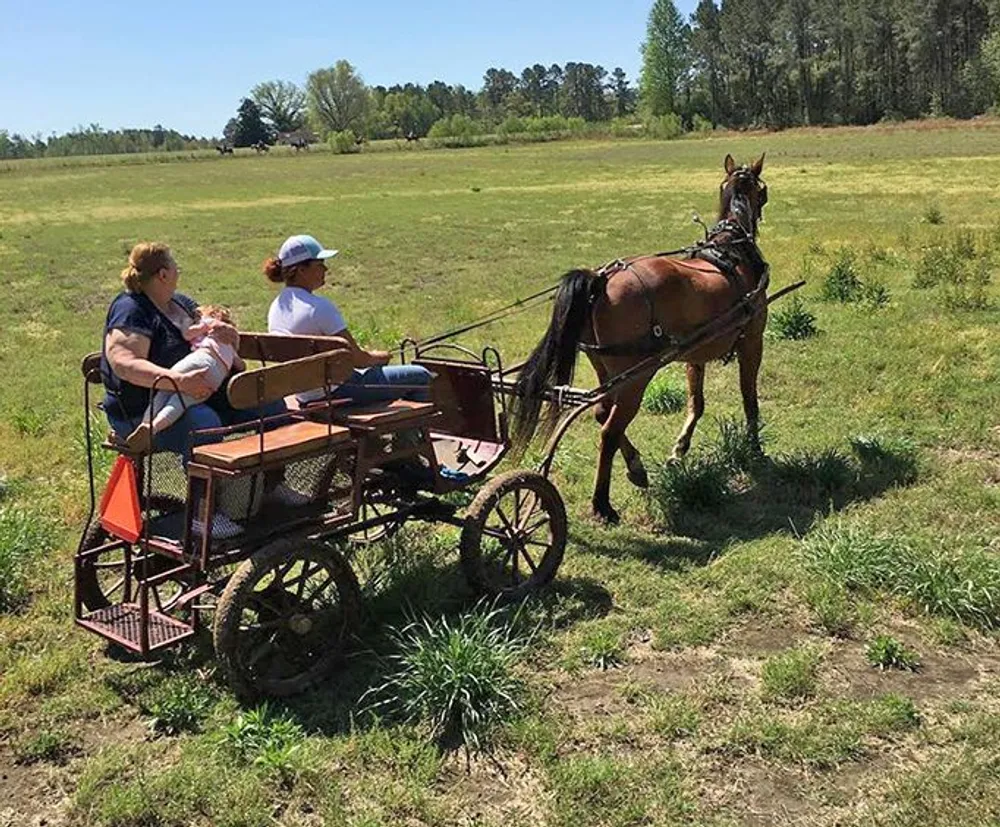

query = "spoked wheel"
(77, 495), (187, 612)
(213, 538), (362, 699)
(460, 470), (567, 600)
(350, 483), (405, 546)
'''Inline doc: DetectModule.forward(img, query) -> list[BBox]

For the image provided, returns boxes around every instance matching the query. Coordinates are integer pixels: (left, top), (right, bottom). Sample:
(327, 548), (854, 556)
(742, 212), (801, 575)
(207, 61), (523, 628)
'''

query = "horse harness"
(577, 220), (770, 359)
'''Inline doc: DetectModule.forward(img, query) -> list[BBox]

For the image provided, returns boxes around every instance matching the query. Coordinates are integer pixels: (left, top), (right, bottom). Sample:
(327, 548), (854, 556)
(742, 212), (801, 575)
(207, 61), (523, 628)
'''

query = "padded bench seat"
(331, 399), (438, 430)
(191, 421), (352, 470)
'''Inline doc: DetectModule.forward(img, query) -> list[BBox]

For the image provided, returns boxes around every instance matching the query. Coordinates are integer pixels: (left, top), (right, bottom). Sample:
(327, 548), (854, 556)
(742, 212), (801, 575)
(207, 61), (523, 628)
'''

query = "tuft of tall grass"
(802, 521), (1000, 631)
(642, 372), (686, 414)
(770, 448), (853, 495)
(760, 646), (821, 702)
(364, 603), (529, 753)
(768, 295), (818, 340)
(0, 505), (57, 612)
(648, 454), (731, 524)
(923, 203), (945, 224)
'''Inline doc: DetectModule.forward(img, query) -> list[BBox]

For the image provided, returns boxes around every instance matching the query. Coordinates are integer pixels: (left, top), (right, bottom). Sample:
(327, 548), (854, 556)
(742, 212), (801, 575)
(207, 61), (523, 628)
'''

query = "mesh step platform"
(76, 603), (195, 654)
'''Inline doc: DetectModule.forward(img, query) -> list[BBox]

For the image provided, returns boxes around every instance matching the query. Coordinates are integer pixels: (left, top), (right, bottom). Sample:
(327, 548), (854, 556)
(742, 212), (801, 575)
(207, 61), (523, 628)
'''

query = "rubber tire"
(213, 538), (362, 700)
(77, 494), (186, 611)
(460, 469), (567, 600)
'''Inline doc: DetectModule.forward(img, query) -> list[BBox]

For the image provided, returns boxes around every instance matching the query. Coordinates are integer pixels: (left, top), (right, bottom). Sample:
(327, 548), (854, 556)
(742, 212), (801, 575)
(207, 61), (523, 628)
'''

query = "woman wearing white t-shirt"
(264, 234), (433, 406)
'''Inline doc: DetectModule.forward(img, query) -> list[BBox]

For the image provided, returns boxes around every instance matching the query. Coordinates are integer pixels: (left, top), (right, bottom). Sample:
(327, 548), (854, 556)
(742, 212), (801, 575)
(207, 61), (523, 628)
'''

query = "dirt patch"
(438, 751), (549, 826)
(0, 751), (73, 827)
(716, 618), (807, 656)
(822, 638), (988, 702)
(698, 760), (818, 827)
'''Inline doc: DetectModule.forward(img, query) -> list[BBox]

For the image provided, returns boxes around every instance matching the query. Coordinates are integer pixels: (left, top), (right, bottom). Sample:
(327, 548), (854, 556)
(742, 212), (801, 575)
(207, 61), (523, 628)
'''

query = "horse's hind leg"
(592, 390), (643, 524)
(737, 332), (764, 454)
(671, 363), (705, 460)
(594, 383), (648, 490)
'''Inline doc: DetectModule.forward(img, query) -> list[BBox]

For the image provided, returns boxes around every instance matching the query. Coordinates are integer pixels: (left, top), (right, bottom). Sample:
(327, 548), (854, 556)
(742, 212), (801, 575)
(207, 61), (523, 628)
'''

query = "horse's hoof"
(627, 467), (649, 489)
(592, 504), (621, 526)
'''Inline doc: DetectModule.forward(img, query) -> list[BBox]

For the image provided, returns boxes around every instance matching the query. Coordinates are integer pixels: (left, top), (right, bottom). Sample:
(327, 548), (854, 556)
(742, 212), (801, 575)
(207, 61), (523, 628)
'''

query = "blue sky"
(1, 0), (698, 138)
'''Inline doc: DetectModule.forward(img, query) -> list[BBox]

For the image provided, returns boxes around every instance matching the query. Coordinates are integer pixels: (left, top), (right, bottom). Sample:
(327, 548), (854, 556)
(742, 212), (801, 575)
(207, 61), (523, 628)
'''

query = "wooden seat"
(331, 399), (439, 431)
(191, 421), (352, 470)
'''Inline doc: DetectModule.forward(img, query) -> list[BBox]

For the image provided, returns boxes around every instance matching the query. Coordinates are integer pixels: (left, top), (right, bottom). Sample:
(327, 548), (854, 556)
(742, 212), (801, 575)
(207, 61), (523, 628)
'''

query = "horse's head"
(719, 154), (767, 237)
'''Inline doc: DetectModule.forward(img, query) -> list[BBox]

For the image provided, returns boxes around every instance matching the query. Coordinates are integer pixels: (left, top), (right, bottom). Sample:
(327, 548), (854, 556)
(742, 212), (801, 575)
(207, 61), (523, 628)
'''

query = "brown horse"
(510, 154), (770, 524)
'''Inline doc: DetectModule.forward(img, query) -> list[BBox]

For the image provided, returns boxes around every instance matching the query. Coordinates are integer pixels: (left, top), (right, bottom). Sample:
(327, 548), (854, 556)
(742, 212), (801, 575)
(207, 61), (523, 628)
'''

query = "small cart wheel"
(213, 538), (362, 700)
(77, 494), (186, 612)
(460, 469), (567, 600)
(350, 484), (405, 546)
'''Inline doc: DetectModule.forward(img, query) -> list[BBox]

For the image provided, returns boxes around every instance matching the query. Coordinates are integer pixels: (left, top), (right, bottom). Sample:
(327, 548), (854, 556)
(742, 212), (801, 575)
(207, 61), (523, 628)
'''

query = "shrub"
(644, 112), (684, 139)
(610, 117), (643, 137)
(364, 603), (529, 753)
(140, 674), (216, 736)
(691, 113), (714, 133)
(642, 372), (686, 414)
(861, 278), (891, 310)
(942, 257), (993, 311)
(427, 114), (483, 141)
(0, 505), (57, 612)
(498, 115), (527, 136)
(865, 635), (920, 671)
(821, 248), (862, 302)
(912, 244), (954, 289)
(768, 294), (818, 340)
(327, 129), (359, 154)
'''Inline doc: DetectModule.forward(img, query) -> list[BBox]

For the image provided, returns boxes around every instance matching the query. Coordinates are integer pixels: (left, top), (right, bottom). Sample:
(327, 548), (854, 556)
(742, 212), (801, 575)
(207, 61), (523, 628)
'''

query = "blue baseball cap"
(277, 234), (339, 268)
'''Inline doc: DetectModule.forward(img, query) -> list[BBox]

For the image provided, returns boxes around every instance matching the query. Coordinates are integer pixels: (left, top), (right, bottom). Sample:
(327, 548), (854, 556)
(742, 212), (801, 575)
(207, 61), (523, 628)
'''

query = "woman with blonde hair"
(102, 242), (284, 457)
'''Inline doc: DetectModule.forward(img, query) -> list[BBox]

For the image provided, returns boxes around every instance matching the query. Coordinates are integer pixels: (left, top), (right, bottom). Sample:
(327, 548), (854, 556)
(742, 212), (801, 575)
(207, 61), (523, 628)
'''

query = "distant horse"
(510, 154), (770, 524)
(404, 131), (420, 143)
(252, 140), (270, 154)
(289, 137), (309, 152)
(215, 144), (234, 155)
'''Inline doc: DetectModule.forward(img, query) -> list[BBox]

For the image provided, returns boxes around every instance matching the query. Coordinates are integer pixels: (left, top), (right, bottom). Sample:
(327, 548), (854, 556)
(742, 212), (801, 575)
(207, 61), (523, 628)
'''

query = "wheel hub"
(288, 613), (314, 635)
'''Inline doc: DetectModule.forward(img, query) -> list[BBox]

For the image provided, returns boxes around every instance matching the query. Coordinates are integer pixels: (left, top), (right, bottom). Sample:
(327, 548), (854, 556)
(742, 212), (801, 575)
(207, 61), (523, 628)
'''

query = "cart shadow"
(278, 557), (612, 734)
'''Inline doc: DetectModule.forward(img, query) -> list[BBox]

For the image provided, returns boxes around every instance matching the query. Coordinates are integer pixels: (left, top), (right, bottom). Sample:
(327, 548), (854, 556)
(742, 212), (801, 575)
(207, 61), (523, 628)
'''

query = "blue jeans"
(106, 397), (287, 462)
(331, 365), (433, 405)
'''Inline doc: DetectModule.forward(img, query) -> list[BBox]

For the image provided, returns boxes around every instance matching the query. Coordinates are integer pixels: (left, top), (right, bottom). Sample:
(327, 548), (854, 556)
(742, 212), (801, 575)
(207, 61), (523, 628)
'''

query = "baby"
(126, 305), (239, 452)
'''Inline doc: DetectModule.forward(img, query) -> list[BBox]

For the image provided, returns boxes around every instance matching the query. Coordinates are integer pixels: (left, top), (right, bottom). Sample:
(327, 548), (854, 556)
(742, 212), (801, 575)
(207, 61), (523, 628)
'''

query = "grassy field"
(1, 121), (1000, 826)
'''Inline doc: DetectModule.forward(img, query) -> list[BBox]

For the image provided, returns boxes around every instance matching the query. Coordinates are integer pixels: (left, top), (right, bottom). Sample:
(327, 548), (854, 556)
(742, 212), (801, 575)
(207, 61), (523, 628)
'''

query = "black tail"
(509, 269), (597, 453)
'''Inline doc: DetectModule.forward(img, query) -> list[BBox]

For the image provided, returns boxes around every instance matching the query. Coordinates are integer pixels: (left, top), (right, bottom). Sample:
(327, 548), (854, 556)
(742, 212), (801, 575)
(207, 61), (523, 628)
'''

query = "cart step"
(76, 603), (195, 653)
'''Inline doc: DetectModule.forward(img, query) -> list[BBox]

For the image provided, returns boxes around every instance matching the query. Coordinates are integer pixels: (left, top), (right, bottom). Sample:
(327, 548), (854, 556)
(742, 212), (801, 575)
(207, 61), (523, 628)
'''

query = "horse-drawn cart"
(76, 335), (567, 698)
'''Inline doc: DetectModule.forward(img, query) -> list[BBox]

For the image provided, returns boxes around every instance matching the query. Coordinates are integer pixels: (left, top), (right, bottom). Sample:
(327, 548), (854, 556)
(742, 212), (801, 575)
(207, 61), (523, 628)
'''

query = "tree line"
(7, 0), (1000, 159)
(641, 0), (1000, 127)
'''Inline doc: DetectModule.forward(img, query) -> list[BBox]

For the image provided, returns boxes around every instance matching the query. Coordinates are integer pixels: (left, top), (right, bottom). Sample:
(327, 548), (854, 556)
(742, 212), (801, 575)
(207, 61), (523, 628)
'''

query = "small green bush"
(861, 278), (891, 310)
(14, 729), (77, 765)
(691, 114), (714, 133)
(768, 295), (818, 340)
(327, 129), (359, 154)
(821, 248), (863, 302)
(140, 674), (216, 735)
(865, 634), (920, 671)
(219, 703), (308, 783)
(364, 603), (529, 753)
(642, 372), (686, 414)
(644, 112), (684, 139)
(428, 114), (483, 141)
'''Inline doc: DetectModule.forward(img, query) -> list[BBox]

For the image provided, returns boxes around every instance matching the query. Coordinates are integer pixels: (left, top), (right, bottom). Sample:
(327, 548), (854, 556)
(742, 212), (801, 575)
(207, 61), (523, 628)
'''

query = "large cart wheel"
(460, 470), (567, 600)
(77, 495), (186, 612)
(213, 538), (362, 699)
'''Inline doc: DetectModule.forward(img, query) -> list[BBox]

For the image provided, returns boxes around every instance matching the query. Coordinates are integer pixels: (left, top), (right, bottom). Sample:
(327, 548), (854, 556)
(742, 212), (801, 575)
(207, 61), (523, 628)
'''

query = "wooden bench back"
(238, 332), (351, 363)
(82, 352), (102, 384)
(415, 358), (499, 442)
(227, 348), (355, 410)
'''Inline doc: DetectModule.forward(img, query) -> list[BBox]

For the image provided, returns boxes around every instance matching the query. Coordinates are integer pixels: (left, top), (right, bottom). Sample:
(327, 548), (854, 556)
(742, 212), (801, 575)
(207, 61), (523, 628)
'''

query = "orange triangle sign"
(99, 456), (142, 542)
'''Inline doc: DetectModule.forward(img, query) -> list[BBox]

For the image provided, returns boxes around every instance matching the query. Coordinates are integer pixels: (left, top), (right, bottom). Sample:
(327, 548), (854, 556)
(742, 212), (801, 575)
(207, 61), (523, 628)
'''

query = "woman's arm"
(105, 329), (214, 399)
(335, 329), (391, 368)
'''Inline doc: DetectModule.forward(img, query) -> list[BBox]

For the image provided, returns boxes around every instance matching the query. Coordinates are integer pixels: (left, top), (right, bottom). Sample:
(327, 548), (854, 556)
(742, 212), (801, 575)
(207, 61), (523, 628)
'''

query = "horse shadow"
(651, 438), (920, 549)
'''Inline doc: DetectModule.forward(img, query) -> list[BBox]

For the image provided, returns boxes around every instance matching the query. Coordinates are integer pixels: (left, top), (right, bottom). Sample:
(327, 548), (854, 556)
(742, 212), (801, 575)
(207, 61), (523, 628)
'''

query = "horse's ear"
(724, 154), (736, 175)
(751, 153), (765, 177)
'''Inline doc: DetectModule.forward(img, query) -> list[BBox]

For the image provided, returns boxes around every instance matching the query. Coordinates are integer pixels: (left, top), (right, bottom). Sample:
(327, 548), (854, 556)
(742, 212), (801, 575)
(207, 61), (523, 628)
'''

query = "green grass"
(4, 121), (1000, 825)
(865, 634), (921, 671)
